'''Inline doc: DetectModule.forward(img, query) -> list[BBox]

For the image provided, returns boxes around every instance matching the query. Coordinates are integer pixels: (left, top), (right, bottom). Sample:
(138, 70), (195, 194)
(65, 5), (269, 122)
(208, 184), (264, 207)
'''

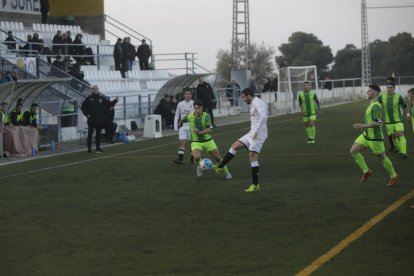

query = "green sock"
(310, 126), (316, 139)
(306, 127), (311, 139)
(393, 138), (401, 153)
(352, 153), (369, 173)
(223, 165), (229, 173)
(382, 156), (396, 177)
(399, 136), (407, 154)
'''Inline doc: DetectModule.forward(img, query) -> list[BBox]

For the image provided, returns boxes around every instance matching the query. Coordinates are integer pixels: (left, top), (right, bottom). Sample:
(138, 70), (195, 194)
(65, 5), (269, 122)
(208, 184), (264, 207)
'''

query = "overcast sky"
(104, 0), (414, 71)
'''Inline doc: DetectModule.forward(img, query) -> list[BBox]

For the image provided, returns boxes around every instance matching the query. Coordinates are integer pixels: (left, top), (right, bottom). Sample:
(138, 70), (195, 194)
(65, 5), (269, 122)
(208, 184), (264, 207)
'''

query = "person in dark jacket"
(4, 31), (17, 50)
(113, 38), (123, 72)
(40, 0), (49, 24)
(81, 85), (119, 153)
(137, 39), (152, 70)
(22, 103), (39, 127)
(120, 37), (135, 78)
(196, 78), (217, 127)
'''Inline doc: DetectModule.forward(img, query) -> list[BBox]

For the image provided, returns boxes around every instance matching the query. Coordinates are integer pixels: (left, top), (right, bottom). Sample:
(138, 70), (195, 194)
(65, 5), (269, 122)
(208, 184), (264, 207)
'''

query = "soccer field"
(0, 100), (413, 275)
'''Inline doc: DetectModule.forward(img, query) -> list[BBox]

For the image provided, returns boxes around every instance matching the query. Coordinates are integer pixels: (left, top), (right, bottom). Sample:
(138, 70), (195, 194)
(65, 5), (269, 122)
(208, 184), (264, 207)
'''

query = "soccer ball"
(199, 158), (214, 171)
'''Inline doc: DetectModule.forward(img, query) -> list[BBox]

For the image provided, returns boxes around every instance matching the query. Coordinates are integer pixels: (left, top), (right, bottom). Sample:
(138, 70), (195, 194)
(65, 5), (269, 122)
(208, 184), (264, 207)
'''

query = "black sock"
(178, 150), (184, 161)
(218, 152), (235, 168)
(252, 166), (259, 185)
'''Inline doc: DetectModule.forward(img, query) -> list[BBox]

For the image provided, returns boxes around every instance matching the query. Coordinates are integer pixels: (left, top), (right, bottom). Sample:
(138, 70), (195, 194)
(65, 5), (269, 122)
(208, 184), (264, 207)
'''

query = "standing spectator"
(40, 0), (49, 24)
(0, 102), (9, 125)
(137, 39), (152, 70)
(120, 37), (136, 77)
(226, 79), (240, 106)
(196, 78), (217, 127)
(81, 85), (119, 153)
(52, 30), (64, 54)
(249, 74), (259, 97)
(215, 88), (268, 192)
(113, 38), (123, 72)
(4, 31), (16, 50)
(22, 103), (39, 127)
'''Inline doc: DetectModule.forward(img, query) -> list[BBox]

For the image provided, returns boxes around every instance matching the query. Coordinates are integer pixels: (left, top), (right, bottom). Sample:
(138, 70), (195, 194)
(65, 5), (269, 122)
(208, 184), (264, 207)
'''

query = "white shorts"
(238, 132), (267, 153)
(178, 127), (191, 140)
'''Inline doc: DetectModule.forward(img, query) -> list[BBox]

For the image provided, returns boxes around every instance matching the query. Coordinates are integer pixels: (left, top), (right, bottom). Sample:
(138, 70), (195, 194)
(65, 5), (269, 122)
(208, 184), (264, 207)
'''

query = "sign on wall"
(1, 0), (41, 15)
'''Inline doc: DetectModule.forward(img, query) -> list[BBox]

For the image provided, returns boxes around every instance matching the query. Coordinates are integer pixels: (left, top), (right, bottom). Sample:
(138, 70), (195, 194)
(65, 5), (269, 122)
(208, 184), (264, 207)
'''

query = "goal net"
(278, 66), (318, 112)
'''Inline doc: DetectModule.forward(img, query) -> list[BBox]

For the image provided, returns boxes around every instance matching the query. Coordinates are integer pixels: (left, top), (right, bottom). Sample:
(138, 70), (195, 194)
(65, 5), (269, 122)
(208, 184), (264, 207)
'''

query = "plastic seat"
(18, 22), (24, 31)
(0, 21), (6, 29)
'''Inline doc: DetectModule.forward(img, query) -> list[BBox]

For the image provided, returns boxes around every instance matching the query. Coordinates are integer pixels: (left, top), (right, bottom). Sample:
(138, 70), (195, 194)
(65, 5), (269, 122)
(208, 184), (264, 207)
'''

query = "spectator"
(72, 34), (95, 65)
(66, 31), (73, 43)
(113, 38), (123, 72)
(249, 74), (259, 97)
(154, 94), (175, 129)
(104, 104), (118, 143)
(0, 71), (14, 84)
(9, 103), (24, 126)
(196, 78), (217, 127)
(52, 30), (64, 54)
(0, 102), (9, 125)
(21, 34), (34, 55)
(226, 79), (240, 106)
(61, 32), (71, 55)
(137, 39), (152, 70)
(40, 0), (49, 24)
(81, 85), (119, 153)
(69, 63), (90, 92)
(22, 103), (39, 127)
(50, 55), (67, 77)
(32, 32), (52, 63)
(4, 31), (17, 50)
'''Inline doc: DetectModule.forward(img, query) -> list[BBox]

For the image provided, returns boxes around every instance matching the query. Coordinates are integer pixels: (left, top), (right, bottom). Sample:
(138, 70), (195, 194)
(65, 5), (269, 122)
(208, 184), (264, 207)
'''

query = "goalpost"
(278, 65), (319, 112)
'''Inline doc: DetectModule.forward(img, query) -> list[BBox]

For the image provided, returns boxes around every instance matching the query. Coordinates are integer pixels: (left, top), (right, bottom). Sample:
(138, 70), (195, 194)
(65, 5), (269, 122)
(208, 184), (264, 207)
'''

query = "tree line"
(216, 31), (414, 85)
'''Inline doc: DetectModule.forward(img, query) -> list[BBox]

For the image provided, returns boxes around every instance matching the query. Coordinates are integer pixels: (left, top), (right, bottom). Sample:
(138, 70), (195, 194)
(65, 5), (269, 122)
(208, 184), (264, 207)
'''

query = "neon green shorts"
(355, 134), (385, 155)
(191, 139), (218, 153)
(386, 122), (404, 135)
(303, 115), (317, 123)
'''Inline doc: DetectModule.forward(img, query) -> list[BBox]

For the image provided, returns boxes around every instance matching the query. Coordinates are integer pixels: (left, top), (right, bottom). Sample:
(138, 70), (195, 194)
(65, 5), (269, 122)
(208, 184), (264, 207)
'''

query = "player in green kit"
(377, 80), (409, 158)
(350, 85), (399, 187)
(181, 100), (231, 179)
(298, 81), (320, 143)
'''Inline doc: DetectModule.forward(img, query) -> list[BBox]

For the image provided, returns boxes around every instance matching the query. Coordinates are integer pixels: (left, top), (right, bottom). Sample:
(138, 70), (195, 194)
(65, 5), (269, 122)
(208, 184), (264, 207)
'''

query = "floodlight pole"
(232, 0), (251, 70)
(361, 0), (371, 87)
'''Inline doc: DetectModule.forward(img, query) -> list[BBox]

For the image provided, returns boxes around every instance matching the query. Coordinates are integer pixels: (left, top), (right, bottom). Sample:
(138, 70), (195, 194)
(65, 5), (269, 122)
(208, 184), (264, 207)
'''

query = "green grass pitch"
(0, 100), (413, 275)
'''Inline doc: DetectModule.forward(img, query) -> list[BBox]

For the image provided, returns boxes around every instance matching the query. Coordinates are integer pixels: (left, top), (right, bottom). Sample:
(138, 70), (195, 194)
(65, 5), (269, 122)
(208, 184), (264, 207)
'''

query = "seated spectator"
(52, 30), (64, 54)
(3, 31), (17, 50)
(72, 34), (95, 65)
(0, 71), (14, 84)
(21, 34), (34, 55)
(0, 102), (9, 125)
(9, 103), (24, 126)
(51, 55), (66, 71)
(69, 63), (90, 92)
(66, 31), (73, 43)
(154, 94), (176, 129)
(22, 103), (39, 127)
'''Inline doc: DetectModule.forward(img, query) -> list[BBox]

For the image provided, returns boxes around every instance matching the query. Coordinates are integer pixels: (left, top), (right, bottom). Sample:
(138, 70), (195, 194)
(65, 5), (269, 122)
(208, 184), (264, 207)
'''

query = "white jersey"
(249, 97), (268, 138)
(174, 99), (194, 131)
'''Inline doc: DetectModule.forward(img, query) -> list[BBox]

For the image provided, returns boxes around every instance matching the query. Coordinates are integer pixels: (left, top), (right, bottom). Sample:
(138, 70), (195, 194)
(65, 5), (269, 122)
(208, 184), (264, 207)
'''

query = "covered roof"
(0, 78), (79, 115)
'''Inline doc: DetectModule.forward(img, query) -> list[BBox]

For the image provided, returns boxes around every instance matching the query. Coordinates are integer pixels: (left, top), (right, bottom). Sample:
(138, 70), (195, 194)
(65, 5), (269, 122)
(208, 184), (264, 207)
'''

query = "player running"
(298, 81), (320, 144)
(180, 100), (231, 179)
(377, 80), (409, 158)
(349, 84), (399, 187)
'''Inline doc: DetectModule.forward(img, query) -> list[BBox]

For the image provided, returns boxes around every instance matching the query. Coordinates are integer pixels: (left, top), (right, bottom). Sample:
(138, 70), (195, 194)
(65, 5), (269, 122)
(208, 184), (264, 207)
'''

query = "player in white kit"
(215, 87), (268, 192)
(173, 88), (194, 164)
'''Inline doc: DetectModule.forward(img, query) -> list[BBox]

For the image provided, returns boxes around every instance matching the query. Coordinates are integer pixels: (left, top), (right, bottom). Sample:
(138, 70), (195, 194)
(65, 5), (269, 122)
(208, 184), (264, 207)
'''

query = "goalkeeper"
(180, 100), (231, 179)
(298, 81), (320, 143)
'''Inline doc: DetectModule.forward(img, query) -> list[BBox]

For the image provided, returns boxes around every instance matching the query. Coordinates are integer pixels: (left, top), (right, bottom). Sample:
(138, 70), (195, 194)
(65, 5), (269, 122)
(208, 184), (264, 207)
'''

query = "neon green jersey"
(183, 112), (213, 142)
(377, 93), (407, 123)
(364, 101), (383, 141)
(298, 91), (319, 116)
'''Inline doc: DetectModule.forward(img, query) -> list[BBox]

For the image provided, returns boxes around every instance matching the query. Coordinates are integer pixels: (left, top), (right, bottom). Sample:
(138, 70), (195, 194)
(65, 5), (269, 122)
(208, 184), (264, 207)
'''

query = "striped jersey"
(363, 101), (383, 141)
(377, 93), (407, 124)
(298, 91), (320, 116)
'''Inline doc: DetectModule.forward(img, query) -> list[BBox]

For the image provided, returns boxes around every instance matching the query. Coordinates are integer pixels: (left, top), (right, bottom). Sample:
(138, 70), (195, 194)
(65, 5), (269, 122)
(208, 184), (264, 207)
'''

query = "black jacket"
(196, 82), (215, 108)
(81, 94), (117, 125)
